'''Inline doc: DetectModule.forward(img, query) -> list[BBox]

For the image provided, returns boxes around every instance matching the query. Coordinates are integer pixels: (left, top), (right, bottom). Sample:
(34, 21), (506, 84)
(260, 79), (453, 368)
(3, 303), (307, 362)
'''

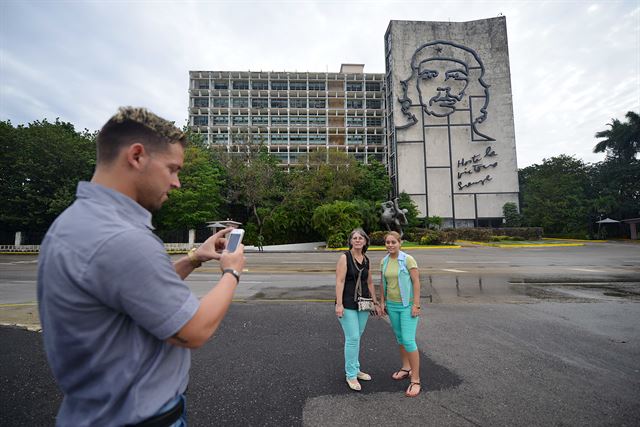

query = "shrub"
(370, 231), (387, 246)
(441, 230), (458, 244)
(403, 228), (427, 243)
(327, 232), (348, 248)
(420, 230), (443, 245)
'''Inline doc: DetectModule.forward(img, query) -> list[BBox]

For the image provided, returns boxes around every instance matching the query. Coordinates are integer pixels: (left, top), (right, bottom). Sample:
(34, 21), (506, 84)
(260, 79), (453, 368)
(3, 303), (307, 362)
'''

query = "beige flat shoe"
(346, 378), (361, 391)
(357, 371), (372, 381)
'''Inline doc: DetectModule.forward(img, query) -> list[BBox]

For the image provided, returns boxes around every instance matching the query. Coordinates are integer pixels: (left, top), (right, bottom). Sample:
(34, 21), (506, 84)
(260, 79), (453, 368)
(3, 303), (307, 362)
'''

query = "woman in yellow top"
(378, 231), (422, 397)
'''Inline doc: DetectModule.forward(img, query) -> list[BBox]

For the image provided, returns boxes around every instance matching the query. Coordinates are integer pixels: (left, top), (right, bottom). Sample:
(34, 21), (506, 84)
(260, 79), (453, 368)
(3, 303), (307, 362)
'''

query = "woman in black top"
(335, 228), (380, 391)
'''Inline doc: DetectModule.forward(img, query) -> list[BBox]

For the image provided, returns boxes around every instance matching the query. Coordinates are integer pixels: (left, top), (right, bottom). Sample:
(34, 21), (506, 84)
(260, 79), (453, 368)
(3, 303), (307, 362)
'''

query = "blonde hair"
(384, 231), (402, 242)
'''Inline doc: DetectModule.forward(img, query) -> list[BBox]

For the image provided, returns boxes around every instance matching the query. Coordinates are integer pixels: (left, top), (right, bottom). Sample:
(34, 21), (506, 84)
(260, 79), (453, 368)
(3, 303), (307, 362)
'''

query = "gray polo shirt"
(37, 182), (200, 426)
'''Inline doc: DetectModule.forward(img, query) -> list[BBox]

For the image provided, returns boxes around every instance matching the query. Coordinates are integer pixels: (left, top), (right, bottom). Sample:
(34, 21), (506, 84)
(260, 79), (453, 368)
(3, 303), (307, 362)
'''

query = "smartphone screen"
(226, 230), (244, 253)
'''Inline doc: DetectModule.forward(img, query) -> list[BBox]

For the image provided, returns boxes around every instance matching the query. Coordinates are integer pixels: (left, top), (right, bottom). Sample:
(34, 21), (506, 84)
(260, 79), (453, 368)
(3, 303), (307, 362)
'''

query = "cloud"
(0, 0), (638, 167)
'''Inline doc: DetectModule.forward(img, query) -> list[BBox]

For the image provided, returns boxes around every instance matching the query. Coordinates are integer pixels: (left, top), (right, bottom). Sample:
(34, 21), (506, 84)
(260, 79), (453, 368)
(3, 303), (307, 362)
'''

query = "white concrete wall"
(387, 18), (519, 223)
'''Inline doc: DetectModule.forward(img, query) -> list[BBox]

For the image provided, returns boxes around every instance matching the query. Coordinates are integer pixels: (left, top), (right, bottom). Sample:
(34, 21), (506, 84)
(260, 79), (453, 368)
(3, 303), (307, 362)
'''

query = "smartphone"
(225, 229), (244, 253)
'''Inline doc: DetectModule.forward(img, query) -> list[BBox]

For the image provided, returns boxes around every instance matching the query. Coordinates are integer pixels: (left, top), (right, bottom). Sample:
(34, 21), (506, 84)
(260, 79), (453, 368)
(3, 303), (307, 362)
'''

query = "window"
(309, 116), (326, 126)
(347, 135), (364, 144)
(233, 81), (249, 90)
(271, 98), (288, 108)
(212, 116), (228, 125)
(290, 116), (307, 126)
(346, 99), (363, 109)
(367, 135), (383, 144)
(212, 98), (229, 107)
(232, 116), (249, 125)
(232, 98), (249, 108)
(193, 98), (209, 107)
(346, 82), (362, 91)
(309, 99), (326, 108)
(309, 135), (327, 144)
(290, 98), (307, 108)
(193, 116), (208, 126)
(366, 117), (382, 126)
(290, 134), (307, 143)
(214, 81), (228, 89)
(195, 80), (209, 89)
(252, 116), (268, 125)
(366, 82), (381, 91)
(271, 81), (288, 90)
(346, 117), (364, 127)
(212, 133), (228, 143)
(290, 82), (307, 90)
(271, 116), (288, 125)
(308, 81), (326, 91)
(252, 98), (269, 108)
(252, 81), (268, 90)
(366, 99), (382, 109)
(270, 134), (288, 145)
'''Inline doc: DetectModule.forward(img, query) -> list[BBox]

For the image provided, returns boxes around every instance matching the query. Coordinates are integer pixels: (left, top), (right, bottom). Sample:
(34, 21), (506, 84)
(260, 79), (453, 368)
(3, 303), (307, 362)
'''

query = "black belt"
(130, 397), (184, 427)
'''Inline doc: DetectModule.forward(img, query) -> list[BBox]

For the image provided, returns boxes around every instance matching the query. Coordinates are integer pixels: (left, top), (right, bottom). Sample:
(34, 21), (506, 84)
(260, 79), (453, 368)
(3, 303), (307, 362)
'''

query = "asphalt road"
(2, 301), (639, 426)
(1, 241), (639, 425)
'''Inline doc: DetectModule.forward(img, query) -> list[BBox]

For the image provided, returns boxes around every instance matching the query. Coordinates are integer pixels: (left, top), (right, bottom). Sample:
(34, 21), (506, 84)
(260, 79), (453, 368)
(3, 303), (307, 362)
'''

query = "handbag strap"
(347, 251), (366, 301)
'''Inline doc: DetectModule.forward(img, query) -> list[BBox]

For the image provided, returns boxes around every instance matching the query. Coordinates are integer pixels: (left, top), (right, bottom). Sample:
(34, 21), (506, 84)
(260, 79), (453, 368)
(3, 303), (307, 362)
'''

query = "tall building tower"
(188, 65), (386, 167)
(385, 18), (520, 227)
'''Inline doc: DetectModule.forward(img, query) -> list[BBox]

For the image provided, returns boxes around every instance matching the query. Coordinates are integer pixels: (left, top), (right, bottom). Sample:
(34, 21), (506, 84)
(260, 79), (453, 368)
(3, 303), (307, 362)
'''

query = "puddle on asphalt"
(424, 275), (640, 303)
(244, 277), (640, 304)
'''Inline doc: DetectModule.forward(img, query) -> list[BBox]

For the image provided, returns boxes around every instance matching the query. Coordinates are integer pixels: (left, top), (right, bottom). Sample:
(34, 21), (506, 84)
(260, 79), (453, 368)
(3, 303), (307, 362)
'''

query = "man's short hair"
(96, 107), (187, 164)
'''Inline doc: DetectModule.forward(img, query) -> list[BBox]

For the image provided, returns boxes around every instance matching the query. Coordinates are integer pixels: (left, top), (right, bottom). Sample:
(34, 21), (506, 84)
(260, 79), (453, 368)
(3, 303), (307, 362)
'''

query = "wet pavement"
(1, 241), (639, 425)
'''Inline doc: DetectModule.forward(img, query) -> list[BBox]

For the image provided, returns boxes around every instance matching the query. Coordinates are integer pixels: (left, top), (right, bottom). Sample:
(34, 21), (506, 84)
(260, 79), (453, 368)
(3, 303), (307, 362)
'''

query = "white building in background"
(188, 17), (520, 227)
(385, 17), (519, 227)
(188, 64), (386, 166)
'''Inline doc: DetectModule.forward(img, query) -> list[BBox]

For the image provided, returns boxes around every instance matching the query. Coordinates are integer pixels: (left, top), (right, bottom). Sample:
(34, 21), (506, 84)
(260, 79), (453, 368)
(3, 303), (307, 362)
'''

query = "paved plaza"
(1, 241), (639, 425)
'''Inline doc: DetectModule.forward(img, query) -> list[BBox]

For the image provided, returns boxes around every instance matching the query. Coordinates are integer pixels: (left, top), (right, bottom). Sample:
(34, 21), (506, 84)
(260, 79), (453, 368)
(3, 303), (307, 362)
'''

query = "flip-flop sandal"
(392, 368), (411, 380)
(357, 371), (372, 381)
(346, 378), (361, 391)
(405, 382), (421, 397)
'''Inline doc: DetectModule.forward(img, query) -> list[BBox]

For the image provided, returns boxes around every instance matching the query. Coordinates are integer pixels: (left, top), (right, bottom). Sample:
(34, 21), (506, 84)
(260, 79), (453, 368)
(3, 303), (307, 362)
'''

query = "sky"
(1, 0), (638, 168)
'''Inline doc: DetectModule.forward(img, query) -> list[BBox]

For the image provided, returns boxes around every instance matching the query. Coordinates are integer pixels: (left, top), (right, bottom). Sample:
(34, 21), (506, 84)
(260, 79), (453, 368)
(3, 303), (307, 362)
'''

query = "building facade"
(188, 17), (520, 227)
(188, 64), (386, 166)
(385, 18), (519, 227)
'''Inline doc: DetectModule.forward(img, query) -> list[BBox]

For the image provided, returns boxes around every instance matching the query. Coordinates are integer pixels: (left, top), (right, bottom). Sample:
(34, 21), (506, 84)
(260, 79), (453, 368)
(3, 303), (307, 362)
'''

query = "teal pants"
(337, 308), (370, 379)
(386, 300), (419, 352)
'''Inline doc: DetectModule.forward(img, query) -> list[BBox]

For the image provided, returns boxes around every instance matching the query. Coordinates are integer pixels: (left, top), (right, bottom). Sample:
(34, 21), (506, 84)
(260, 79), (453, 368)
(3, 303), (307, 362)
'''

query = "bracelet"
(187, 248), (202, 268)
(222, 268), (240, 284)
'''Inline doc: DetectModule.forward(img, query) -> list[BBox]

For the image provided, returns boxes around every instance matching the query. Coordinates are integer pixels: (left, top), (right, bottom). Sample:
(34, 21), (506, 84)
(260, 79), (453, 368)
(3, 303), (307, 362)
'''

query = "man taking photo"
(37, 107), (245, 426)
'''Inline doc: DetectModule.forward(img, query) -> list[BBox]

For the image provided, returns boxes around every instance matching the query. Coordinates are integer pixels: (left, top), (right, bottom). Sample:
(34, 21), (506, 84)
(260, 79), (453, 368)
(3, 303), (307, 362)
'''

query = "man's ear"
(126, 143), (147, 170)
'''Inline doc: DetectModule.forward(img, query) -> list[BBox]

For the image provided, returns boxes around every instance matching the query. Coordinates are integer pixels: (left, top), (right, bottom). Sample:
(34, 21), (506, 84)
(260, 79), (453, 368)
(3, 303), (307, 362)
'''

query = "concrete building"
(188, 64), (386, 166)
(188, 17), (520, 226)
(385, 17), (519, 227)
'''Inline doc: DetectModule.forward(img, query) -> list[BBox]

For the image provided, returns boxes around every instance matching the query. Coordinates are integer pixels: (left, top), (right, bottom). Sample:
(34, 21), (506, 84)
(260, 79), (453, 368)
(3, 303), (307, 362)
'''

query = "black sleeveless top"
(340, 251), (371, 310)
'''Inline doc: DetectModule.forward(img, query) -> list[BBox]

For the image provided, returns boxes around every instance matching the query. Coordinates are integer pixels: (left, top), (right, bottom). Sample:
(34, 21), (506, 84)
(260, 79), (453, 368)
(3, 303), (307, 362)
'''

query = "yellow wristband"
(187, 248), (202, 268)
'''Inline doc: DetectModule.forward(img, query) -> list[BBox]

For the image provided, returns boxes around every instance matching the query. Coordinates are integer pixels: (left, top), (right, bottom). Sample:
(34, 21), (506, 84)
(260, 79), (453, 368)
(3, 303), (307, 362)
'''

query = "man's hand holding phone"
(219, 229), (245, 283)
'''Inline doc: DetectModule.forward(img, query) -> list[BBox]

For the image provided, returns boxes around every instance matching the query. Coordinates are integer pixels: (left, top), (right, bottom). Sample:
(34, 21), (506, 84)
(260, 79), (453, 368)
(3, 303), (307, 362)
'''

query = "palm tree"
(593, 111), (639, 162)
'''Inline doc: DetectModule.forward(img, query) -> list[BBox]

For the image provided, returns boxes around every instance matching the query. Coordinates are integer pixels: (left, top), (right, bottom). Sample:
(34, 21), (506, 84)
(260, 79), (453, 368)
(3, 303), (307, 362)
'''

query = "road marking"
(446, 261), (508, 264)
(286, 261), (335, 264)
(441, 268), (467, 273)
(569, 268), (604, 273)
(0, 260), (38, 265)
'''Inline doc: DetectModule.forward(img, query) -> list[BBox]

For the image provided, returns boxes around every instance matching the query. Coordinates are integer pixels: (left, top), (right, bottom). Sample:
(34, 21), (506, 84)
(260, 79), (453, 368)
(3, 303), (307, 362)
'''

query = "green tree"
(502, 202), (522, 227)
(311, 200), (362, 245)
(594, 111), (639, 162)
(397, 192), (420, 230)
(216, 143), (286, 241)
(0, 119), (95, 233)
(519, 155), (593, 236)
(153, 143), (225, 232)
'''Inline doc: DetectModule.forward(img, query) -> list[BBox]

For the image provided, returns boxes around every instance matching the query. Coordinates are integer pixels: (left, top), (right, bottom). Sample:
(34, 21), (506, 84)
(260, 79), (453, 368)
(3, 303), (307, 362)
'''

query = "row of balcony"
(189, 71), (385, 82)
